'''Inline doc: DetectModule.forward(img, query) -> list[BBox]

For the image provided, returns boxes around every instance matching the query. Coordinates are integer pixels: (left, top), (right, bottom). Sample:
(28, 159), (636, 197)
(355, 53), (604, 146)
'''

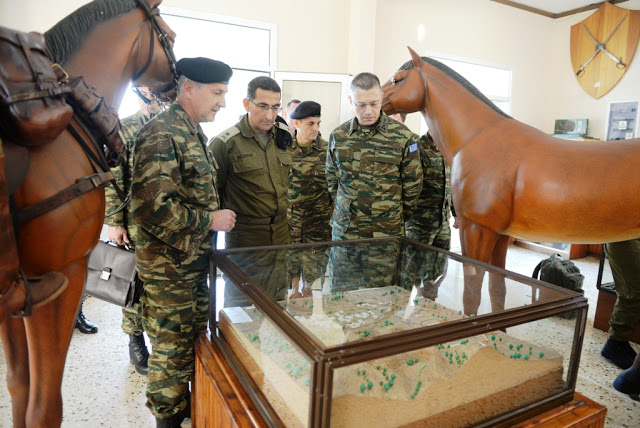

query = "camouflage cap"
(290, 101), (321, 120)
(176, 57), (233, 84)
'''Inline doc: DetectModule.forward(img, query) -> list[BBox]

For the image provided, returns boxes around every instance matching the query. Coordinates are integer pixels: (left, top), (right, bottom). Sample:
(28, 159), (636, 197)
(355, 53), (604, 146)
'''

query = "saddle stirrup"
(9, 269), (69, 318)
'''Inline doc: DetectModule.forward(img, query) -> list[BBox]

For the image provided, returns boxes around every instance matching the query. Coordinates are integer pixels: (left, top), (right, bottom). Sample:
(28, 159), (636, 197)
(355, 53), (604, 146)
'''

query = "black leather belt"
(235, 212), (286, 225)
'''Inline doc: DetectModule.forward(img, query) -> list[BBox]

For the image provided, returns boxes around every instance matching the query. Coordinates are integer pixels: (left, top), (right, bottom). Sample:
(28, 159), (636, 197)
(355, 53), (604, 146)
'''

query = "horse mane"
(44, 0), (138, 63)
(399, 56), (511, 119)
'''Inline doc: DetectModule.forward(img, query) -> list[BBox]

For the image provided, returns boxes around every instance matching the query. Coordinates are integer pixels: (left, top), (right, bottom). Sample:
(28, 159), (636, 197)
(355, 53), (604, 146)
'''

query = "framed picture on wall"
(605, 100), (639, 140)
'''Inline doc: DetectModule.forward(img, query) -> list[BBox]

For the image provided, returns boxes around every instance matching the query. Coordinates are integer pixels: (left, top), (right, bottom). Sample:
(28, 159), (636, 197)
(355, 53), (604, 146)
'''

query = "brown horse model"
(382, 47), (640, 313)
(0, 0), (177, 426)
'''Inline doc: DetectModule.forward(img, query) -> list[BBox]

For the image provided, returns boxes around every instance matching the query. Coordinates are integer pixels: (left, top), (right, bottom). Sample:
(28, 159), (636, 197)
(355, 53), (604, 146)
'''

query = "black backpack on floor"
(532, 253), (584, 292)
(532, 253), (584, 319)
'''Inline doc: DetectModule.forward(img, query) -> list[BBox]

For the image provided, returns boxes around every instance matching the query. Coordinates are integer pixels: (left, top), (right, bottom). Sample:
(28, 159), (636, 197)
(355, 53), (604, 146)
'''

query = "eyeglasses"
(250, 99), (282, 113)
(353, 100), (381, 110)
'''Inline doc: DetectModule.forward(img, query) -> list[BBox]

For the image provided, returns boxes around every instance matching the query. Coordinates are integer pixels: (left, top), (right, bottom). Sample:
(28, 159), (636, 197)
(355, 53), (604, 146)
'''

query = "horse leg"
(459, 221), (500, 315)
(0, 149), (68, 320)
(488, 234), (510, 313)
(0, 318), (29, 428)
(22, 260), (85, 428)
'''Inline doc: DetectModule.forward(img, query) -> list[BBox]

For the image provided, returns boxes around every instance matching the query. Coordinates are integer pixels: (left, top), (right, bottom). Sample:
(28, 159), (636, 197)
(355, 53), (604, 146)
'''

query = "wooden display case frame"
(208, 237), (590, 427)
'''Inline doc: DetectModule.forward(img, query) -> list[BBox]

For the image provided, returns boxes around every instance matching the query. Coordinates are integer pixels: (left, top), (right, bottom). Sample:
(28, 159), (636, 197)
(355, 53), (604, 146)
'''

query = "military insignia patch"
(409, 143), (418, 153)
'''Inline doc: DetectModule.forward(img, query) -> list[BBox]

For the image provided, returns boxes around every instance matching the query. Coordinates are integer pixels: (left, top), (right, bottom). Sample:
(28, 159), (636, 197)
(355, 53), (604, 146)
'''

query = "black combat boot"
(129, 333), (149, 375)
(601, 338), (637, 369)
(75, 301), (98, 334)
(156, 401), (189, 428)
(155, 413), (184, 428)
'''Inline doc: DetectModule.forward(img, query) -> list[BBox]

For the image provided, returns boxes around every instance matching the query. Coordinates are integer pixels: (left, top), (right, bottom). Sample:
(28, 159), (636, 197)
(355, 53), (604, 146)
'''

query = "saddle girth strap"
(15, 170), (113, 226)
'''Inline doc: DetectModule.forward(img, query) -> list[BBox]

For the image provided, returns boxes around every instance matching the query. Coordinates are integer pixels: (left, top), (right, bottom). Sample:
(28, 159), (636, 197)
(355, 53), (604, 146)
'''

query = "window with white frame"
(419, 55), (512, 134)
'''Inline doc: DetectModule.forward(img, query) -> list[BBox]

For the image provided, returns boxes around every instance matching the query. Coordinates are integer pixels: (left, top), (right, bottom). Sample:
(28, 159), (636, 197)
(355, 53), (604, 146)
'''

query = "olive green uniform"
(104, 110), (147, 336)
(605, 238), (640, 342)
(209, 114), (292, 248)
(326, 113), (422, 290)
(287, 134), (332, 286)
(209, 114), (292, 306)
(404, 133), (453, 297)
(131, 103), (218, 419)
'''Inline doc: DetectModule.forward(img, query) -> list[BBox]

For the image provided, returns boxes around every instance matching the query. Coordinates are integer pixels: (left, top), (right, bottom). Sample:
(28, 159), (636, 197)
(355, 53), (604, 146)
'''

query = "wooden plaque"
(570, 2), (640, 99)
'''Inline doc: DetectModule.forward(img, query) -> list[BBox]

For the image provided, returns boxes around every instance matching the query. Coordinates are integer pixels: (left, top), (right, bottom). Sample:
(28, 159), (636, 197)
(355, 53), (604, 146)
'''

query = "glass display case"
(209, 237), (588, 427)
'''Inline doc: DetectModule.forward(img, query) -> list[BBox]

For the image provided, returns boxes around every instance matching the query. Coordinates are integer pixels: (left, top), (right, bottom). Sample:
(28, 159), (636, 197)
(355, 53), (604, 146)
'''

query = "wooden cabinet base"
(193, 332), (267, 428)
(513, 393), (606, 428)
(193, 333), (607, 428)
(593, 287), (640, 344)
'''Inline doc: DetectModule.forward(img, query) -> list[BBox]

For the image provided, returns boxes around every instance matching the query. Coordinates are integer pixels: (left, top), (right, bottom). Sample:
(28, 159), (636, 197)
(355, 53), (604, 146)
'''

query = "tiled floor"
(0, 236), (638, 427)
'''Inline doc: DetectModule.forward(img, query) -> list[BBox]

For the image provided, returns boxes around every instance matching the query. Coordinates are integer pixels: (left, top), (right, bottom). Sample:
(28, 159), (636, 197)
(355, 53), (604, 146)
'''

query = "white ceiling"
(508, 1), (602, 14)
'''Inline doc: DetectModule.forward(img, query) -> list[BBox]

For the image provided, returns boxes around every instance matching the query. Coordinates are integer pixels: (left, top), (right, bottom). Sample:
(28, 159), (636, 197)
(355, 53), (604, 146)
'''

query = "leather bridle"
(133, 0), (178, 102)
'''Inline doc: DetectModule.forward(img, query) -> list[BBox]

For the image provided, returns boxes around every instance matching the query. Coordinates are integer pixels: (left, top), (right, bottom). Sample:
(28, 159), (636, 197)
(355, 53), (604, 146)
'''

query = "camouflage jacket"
(131, 103), (219, 281)
(104, 110), (148, 247)
(288, 134), (332, 243)
(406, 132), (453, 238)
(209, 114), (292, 219)
(326, 112), (422, 240)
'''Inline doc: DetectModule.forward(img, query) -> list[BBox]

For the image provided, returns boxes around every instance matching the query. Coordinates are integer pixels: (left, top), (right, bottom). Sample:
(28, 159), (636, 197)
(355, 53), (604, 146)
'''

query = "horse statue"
(0, 0), (177, 426)
(382, 47), (640, 314)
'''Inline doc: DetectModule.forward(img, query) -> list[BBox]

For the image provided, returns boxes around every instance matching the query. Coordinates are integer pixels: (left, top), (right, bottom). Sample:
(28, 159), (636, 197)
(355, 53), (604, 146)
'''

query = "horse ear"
(408, 46), (423, 68)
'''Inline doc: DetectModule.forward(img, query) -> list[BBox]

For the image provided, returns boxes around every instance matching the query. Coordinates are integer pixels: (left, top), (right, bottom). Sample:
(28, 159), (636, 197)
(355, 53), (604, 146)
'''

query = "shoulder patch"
(408, 143), (418, 153)
(217, 126), (241, 143)
(275, 121), (292, 133)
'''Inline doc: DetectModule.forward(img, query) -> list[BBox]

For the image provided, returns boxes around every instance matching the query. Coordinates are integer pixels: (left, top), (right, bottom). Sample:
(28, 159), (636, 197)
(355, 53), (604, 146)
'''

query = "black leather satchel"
(85, 240), (143, 307)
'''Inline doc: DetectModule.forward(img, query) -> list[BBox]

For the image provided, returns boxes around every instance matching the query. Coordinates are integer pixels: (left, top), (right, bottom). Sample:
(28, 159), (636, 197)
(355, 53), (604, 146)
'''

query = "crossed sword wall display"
(576, 14), (627, 76)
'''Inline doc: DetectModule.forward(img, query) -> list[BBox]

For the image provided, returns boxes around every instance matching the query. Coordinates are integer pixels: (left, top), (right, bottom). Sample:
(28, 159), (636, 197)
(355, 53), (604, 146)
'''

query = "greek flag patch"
(408, 143), (418, 153)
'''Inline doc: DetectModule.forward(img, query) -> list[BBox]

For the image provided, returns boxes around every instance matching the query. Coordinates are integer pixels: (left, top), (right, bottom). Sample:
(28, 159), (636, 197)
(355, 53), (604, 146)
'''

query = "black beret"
(176, 57), (233, 84)
(289, 101), (321, 120)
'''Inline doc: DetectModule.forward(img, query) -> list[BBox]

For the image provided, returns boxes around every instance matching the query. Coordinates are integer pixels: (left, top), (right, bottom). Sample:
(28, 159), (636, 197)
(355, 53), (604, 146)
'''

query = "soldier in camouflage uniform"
(326, 73), (422, 291)
(390, 113), (455, 299)
(406, 132), (454, 297)
(288, 100), (331, 244)
(103, 86), (162, 374)
(287, 101), (332, 293)
(209, 77), (292, 307)
(131, 57), (236, 428)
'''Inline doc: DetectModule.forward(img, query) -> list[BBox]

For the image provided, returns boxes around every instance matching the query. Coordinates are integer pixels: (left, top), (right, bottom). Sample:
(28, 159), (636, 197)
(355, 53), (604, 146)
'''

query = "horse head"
(44, 0), (178, 106)
(381, 47), (427, 116)
(131, 0), (178, 102)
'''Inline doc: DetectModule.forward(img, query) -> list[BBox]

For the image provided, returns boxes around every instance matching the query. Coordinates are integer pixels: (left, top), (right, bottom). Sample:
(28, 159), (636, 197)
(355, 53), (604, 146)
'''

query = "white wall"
(547, 0), (640, 139)
(2, 0), (638, 138)
(373, 0), (640, 138)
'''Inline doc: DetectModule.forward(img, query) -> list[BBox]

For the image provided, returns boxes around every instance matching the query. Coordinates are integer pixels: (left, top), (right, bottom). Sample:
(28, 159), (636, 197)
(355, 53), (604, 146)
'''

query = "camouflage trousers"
(605, 239), (640, 341)
(328, 240), (400, 293)
(404, 220), (451, 296)
(122, 303), (143, 336)
(288, 245), (330, 288)
(141, 274), (209, 418)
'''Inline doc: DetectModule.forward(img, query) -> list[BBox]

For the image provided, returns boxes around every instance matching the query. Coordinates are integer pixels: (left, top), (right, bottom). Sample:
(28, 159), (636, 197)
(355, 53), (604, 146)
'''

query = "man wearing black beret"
(131, 56), (236, 428)
(286, 101), (332, 295)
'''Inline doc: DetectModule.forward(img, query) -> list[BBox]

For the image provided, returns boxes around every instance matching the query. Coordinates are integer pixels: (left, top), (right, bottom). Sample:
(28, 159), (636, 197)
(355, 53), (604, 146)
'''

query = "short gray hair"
(176, 75), (201, 97)
(350, 72), (381, 92)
